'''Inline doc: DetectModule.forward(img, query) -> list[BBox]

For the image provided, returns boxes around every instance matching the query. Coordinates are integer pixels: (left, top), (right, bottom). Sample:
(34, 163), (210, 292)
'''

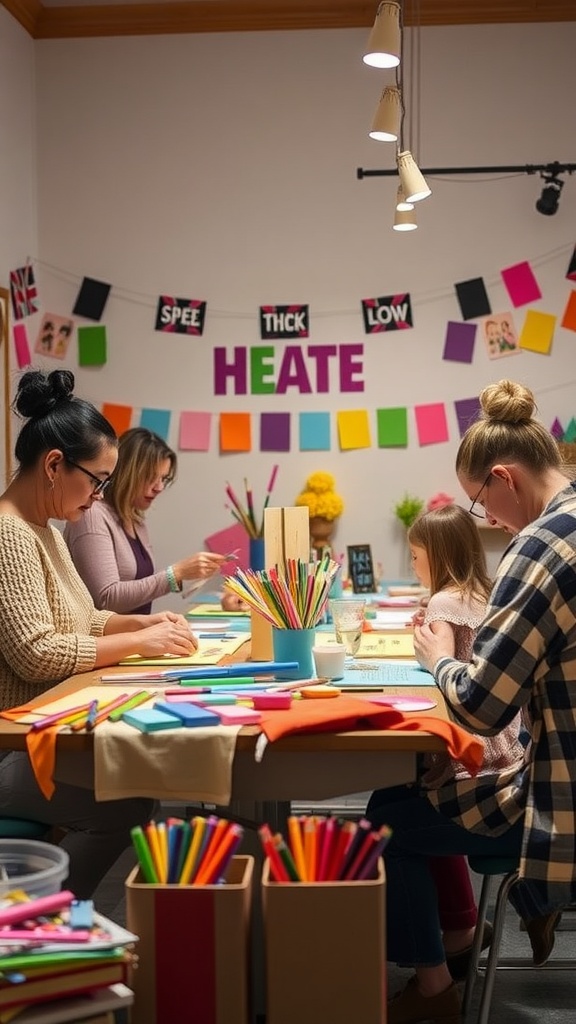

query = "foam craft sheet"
(322, 631), (415, 657)
(120, 634), (246, 666)
(368, 695), (437, 711)
(15, 685), (158, 723)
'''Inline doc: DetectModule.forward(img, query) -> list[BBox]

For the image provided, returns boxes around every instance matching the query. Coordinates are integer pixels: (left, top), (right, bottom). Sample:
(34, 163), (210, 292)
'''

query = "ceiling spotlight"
(536, 175), (564, 216)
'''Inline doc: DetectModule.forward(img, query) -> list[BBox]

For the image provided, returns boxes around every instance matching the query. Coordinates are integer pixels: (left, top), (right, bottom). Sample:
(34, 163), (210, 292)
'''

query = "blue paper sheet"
(339, 660), (436, 688)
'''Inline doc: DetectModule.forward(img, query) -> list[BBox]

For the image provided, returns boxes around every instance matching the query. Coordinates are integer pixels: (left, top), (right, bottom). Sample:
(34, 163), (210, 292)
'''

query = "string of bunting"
(223, 555), (340, 629)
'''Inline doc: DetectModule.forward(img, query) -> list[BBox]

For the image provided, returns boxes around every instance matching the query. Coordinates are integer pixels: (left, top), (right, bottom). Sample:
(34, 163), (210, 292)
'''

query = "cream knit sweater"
(0, 514), (112, 711)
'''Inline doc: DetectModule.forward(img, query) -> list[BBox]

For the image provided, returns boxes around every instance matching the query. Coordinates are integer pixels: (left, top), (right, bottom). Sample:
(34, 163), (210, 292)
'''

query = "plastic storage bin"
(0, 840), (69, 897)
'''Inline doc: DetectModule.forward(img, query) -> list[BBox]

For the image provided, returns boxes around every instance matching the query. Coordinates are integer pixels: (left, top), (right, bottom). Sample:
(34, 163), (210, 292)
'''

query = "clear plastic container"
(0, 840), (69, 897)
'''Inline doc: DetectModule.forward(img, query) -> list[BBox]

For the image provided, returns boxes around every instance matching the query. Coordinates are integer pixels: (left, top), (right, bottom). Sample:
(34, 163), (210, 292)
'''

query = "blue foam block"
(122, 708), (182, 732)
(153, 700), (221, 728)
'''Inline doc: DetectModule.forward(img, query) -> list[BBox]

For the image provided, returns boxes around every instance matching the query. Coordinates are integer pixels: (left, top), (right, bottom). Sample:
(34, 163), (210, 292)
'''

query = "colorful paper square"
(78, 325), (107, 366)
(260, 412), (290, 452)
(561, 291), (576, 332)
(414, 403), (449, 446)
(101, 403), (133, 437)
(10, 264), (38, 320)
(455, 278), (491, 321)
(12, 324), (31, 369)
(518, 310), (556, 354)
(443, 322), (476, 363)
(336, 410), (371, 450)
(140, 408), (171, 441)
(566, 246), (576, 282)
(220, 412), (251, 452)
(299, 412), (331, 451)
(501, 261), (542, 307)
(376, 407), (408, 447)
(179, 412), (212, 451)
(454, 398), (481, 438)
(204, 523), (250, 571)
(73, 277), (111, 321)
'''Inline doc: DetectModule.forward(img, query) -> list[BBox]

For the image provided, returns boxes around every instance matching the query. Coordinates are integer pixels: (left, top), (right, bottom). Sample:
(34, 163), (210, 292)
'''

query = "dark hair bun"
(14, 369), (75, 420)
(480, 379), (536, 426)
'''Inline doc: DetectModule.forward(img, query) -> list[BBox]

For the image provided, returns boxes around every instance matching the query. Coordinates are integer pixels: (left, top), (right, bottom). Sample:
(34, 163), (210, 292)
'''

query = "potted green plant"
(394, 494), (424, 529)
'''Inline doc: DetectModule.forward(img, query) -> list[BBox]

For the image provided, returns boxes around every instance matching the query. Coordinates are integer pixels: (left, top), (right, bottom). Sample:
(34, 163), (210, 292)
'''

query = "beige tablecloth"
(94, 720), (241, 804)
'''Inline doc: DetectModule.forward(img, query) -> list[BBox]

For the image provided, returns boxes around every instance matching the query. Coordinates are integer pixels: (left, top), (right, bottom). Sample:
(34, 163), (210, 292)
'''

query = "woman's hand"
(135, 616), (197, 658)
(173, 552), (226, 584)
(413, 620), (455, 673)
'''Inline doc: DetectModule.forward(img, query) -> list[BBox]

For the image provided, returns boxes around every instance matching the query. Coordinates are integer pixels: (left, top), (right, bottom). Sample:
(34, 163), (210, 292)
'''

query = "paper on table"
(339, 661), (435, 687)
(321, 631), (415, 658)
(15, 686), (160, 724)
(120, 634), (247, 666)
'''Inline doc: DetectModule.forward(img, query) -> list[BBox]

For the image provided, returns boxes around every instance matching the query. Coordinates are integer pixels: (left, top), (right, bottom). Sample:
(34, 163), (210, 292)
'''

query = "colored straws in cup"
(223, 555), (340, 629)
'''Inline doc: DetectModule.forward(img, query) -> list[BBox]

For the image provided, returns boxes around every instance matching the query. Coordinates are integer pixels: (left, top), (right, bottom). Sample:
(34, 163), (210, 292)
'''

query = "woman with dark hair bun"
(0, 369), (197, 898)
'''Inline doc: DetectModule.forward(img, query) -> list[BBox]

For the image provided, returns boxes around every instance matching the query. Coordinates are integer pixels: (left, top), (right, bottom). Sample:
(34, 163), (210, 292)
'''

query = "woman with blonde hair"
(373, 379), (575, 1024)
(65, 427), (237, 613)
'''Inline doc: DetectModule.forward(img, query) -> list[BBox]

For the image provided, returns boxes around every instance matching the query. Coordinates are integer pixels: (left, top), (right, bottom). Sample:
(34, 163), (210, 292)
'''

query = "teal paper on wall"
(140, 408), (171, 441)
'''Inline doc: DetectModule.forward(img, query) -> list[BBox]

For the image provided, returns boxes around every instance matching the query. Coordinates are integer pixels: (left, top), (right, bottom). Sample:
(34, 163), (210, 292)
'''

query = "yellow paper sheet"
(322, 631), (415, 657)
(16, 685), (161, 724)
(186, 603), (248, 617)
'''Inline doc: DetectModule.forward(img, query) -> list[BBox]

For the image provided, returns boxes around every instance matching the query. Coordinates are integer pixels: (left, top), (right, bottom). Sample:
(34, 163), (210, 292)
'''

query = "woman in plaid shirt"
(373, 379), (576, 1024)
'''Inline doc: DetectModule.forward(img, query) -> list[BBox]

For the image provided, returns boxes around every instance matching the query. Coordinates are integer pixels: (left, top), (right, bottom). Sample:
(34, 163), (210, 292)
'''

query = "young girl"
(367, 504), (526, 988)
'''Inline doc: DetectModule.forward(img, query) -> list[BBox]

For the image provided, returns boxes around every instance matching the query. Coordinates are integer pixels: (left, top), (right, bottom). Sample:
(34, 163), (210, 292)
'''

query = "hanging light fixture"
(369, 86), (402, 142)
(393, 206), (417, 231)
(363, 1), (401, 68)
(395, 185), (414, 211)
(397, 149), (431, 203)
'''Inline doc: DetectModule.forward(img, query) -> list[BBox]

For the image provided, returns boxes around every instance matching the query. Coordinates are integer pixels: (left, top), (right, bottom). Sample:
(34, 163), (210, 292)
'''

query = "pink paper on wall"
(179, 411), (212, 451)
(204, 522), (250, 570)
(501, 261), (542, 307)
(414, 403), (449, 446)
(12, 323), (31, 369)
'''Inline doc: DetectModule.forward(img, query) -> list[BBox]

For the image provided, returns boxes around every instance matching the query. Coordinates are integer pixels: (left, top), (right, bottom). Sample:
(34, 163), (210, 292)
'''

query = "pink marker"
(0, 890), (75, 927)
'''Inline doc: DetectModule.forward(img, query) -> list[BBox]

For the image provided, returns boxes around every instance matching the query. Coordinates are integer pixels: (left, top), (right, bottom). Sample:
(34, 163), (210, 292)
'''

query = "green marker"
(131, 825), (159, 884)
(179, 676), (255, 688)
(109, 690), (152, 721)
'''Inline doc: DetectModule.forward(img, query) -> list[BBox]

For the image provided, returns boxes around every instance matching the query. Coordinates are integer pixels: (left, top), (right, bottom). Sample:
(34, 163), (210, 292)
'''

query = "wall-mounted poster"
(34, 314), (74, 359)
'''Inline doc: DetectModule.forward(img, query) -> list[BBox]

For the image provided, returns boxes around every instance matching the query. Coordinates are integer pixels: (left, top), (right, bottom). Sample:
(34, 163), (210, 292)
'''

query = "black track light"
(536, 175), (564, 216)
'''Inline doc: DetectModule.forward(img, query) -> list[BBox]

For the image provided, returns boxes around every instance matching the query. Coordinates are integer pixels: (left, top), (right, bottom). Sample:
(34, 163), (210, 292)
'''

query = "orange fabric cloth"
(1, 701), (59, 799)
(258, 695), (484, 775)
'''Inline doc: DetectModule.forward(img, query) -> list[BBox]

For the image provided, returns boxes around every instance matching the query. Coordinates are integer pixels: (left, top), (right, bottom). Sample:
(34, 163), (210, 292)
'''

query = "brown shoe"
(525, 910), (562, 967)
(445, 920), (493, 981)
(388, 976), (462, 1024)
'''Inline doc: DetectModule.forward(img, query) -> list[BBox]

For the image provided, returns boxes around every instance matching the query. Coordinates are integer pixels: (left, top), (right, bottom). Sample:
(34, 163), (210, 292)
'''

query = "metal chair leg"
(475, 870), (519, 1024)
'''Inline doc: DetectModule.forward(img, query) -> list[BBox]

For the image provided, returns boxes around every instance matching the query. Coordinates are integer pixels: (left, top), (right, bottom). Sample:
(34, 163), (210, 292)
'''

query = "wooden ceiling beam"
(3, 0), (576, 41)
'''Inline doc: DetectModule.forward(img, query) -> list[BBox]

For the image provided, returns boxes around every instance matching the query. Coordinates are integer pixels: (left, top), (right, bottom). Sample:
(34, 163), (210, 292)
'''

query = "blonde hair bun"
(480, 379), (536, 425)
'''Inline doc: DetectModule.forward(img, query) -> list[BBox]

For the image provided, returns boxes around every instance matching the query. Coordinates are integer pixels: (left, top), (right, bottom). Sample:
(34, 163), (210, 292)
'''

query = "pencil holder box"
(261, 858), (385, 1024)
(125, 855), (253, 1024)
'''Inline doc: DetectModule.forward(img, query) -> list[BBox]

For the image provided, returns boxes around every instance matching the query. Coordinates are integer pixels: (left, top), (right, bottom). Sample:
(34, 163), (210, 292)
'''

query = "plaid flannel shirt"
(429, 482), (576, 903)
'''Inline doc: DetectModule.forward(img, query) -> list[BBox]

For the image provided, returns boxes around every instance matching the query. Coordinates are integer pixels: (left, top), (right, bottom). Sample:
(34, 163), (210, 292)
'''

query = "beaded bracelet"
(166, 565), (181, 593)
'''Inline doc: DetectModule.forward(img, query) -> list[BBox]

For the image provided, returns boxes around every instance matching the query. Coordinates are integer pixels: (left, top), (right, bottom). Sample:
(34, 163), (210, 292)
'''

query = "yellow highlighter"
(145, 823), (165, 884)
(179, 816), (206, 884)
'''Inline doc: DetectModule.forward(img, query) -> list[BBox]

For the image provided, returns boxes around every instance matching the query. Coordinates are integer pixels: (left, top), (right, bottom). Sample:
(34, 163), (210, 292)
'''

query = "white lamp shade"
(363, 2), (401, 69)
(369, 86), (401, 142)
(397, 150), (432, 203)
(396, 184), (414, 211)
(393, 206), (418, 231)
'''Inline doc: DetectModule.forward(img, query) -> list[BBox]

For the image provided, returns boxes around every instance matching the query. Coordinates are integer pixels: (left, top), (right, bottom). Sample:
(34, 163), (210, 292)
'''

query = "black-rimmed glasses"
(468, 472), (492, 519)
(65, 459), (112, 496)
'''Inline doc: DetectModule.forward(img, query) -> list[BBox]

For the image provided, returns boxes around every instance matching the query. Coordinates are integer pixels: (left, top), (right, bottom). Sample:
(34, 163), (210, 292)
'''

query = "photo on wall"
(34, 313), (74, 360)
(482, 312), (521, 360)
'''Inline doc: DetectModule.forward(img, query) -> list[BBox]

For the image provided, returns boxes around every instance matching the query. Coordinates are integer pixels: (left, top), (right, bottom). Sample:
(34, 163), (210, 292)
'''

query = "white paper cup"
(312, 643), (346, 681)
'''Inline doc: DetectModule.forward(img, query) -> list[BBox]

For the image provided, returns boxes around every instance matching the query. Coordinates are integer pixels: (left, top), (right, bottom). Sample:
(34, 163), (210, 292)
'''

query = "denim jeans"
(366, 784), (525, 967)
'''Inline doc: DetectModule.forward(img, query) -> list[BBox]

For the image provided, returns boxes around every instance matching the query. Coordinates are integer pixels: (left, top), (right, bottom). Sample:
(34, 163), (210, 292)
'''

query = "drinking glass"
(328, 598), (366, 660)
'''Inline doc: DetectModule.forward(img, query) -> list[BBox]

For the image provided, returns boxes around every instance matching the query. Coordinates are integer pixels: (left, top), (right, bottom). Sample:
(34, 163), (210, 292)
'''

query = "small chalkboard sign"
(347, 544), (375, 594)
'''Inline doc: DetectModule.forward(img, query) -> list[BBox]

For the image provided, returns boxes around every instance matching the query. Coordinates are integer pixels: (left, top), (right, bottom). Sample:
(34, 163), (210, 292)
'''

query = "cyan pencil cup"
(271, 628), (315, 680)
(249, 537), (265, 571)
